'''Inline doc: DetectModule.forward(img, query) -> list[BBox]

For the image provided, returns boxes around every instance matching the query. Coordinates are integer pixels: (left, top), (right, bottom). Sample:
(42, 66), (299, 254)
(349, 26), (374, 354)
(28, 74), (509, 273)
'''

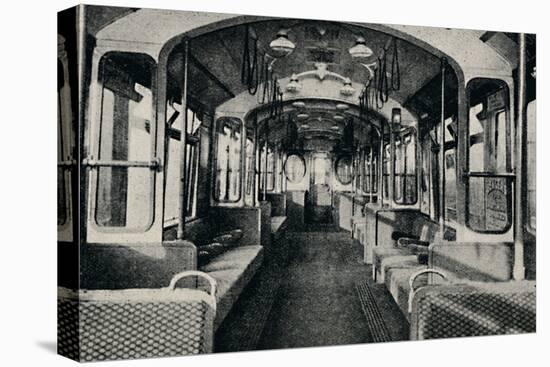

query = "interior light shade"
(349, 37), (373, 59)
(270, 29), (295, 57)
(340, 78), (355, 96)
(292, 101), (306, 108)
(336, 103), (349, 110)
(296, 113), (309, 120)
(286, 74), (301, 93)
(392, 108), (402, 125)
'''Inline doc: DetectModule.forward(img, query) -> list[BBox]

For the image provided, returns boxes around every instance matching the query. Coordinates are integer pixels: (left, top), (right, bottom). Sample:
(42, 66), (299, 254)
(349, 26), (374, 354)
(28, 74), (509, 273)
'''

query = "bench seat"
(200, 245), (264, 330)
(372, 247), (417, 282)
(384, 266), (427, 320)
(271, 216), (288, 243)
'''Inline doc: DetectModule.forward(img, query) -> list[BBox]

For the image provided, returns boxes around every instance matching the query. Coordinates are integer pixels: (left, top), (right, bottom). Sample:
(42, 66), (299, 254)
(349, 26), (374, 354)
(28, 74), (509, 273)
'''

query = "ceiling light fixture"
(336, 103), (349, 111)
(340, 78), (355, 96)
(286, 74), (302, 93)
(292, 101), (306, 108)
(349, 36), (374, 59)
(392, 108), (402, 125)
(269, 29), (295, 57)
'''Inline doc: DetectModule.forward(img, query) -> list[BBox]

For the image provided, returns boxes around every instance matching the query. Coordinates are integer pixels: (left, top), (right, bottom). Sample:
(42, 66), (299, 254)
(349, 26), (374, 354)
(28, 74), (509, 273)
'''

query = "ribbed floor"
(256, 231), (374, 350)
(355, 281), (392, 342)
(215, 229), (409, 352)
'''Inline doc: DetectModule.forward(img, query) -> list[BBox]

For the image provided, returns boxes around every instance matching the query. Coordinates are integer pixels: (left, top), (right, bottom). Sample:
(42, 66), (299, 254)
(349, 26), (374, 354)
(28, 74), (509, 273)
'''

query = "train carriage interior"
(57, 5), (537, 361)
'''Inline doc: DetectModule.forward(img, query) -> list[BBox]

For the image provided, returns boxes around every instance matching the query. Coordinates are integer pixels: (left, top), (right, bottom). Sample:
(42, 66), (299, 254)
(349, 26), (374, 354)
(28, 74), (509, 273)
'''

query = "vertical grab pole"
(253, 116), (259, 207)
(379, 124), (385, 207)
(263, 122), (268, 201)
(369, 146), (374, 203)
(439, 58), (447, 236)
(389, 122), (395, 204)
(513, 34), (527, 280)
(177, 40), (189, 240)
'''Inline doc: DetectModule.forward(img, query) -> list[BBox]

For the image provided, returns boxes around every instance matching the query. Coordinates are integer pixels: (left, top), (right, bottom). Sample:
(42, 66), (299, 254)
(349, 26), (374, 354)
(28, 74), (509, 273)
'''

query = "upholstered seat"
(200, 245), (264, 329)
(384, 266), (427, 319)
(372, 247), (417, 282)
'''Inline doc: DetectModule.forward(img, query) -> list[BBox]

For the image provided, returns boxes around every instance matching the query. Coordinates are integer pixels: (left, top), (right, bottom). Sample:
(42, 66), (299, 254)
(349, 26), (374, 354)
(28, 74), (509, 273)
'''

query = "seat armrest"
(397, 237), (429, 248)
(392, 231), (419, 241)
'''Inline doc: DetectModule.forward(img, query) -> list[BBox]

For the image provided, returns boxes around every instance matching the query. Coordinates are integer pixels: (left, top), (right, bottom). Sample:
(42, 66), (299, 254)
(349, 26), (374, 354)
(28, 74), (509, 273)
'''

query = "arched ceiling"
(166, 19), (441, 110)
(93, 8), (525, 148)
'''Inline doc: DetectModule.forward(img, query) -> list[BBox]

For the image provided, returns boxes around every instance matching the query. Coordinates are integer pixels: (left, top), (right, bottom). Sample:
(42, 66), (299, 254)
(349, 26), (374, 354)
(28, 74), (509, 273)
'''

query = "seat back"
(429, 242), (514, 282)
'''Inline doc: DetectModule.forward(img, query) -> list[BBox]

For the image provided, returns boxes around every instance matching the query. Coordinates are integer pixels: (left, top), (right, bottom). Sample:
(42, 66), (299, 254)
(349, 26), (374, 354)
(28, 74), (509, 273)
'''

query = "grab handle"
(408, 269), (447, 313)
(168, 270), (217, 298)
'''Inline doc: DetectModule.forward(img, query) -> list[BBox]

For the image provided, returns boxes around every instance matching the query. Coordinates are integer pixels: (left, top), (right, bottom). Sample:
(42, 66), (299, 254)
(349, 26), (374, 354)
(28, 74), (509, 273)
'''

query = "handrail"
(168, 270), (217, 300)
(408, 269), (448, 313)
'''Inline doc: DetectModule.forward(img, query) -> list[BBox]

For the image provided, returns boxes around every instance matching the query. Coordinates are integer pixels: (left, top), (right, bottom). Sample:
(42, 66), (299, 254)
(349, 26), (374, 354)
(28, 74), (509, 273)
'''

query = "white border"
(1, 1), (546, 366)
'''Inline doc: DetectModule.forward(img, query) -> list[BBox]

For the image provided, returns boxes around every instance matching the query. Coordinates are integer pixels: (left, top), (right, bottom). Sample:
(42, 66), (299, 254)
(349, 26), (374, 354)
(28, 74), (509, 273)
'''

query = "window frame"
(89, 51), (159, 235)
(465, 78), (514, 234)
(335, 154), (354, 185)
(57, 53), (75, 242)
(163, 106), (203, 227)
(362, 148), (378, 195)
(526, 99), (536, 234)
(212, 116), (244, 203)
(393, 127), (418, 205)
(260, 144), (276, 192)
(284, 153), (307, 184)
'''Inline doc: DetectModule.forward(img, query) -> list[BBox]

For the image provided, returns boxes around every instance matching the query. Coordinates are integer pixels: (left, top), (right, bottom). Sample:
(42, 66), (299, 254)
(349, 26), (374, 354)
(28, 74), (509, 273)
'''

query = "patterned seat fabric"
(410, 281), (536, 339)
(200, 245), (264, 330)
(58, 286), (216, 362)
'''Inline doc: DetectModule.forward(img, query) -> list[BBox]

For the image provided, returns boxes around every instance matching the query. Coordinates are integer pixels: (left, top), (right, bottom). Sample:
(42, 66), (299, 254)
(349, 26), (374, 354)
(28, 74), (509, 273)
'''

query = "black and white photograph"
(2, 1), (548, 366)
(55, 2), (539, 362)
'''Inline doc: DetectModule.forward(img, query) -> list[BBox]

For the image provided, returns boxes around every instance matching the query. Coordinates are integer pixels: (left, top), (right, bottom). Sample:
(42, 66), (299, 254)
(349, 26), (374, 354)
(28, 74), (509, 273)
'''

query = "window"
(526, 100), (536, 231)
(164, 104), (202, 225)
(362, 149), (378, 195)
(244, 134), (255, 206)
(420, 137), (432, 217)
(284, 154), (306, 183)
(382, 143), (390, 201)
(335, 155), (353, 185)
(94, 52), (156, 229)
(466, 79), (512, 233)
(260, 145), (275, 192)
(58, 58), (74, 231)
(214, 117), (243, 202)
(394, 128), (417, 205)
(444, 118), (457, 221)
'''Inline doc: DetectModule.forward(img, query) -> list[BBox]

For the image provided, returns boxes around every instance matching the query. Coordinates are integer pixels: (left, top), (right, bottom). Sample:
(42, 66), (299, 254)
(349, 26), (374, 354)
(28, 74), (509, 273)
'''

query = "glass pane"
(469, 103), (485, 172)
(527, 100), (536, 230)
(96, 167), (153, 228)
(214, 118), (242, 202)
(335, 156), (353, 185)
(467, 176), (512, 233)
(244, 138), (255, 204)
(185, 143), (198, 218)
(285, 154), (306, 183)
(420, 139), (431, 216)
(495, 111), (507, 171)
(383, 144), (390, 200)
(394, 130), (417, 205)
(312, 156), (330, 185)
(58, 167), (67, 225)
(96, 53), (154, 229)
(445, 150), (457, 221)
(164, 136), (180, 224)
